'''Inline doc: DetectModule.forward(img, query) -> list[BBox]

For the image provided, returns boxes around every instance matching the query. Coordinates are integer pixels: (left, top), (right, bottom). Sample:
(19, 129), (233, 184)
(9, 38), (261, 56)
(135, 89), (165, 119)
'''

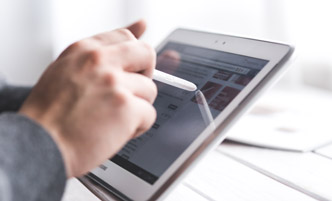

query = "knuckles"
(59, 40), (90, 57)
(110, 87), (132, 108)
(116, 28), (136, 40)
(101, 71), (117, 87)
(69, 40), (90, 50)
(84, 49), (106, 67)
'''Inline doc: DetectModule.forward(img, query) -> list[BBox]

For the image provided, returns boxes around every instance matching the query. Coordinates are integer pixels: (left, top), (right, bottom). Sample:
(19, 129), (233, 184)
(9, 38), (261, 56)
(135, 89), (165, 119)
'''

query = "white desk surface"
(62, 141), (332, 201)
(61, 87), (332, 201)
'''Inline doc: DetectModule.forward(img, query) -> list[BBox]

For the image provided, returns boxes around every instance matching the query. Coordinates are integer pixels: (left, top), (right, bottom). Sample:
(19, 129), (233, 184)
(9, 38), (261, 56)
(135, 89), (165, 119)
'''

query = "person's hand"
(19, 20), (157, 178)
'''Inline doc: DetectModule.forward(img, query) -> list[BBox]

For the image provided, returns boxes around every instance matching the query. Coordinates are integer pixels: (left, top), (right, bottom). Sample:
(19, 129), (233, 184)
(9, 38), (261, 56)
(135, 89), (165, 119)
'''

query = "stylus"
(195, 90), (216, 129)
(152, 70), (197, 91)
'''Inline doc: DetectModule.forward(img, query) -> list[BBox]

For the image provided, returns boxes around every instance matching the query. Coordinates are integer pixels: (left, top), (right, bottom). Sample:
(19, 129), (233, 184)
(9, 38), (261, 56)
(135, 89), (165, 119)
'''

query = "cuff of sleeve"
(0, 113), (67, 201)
(0, 85), (31, 112)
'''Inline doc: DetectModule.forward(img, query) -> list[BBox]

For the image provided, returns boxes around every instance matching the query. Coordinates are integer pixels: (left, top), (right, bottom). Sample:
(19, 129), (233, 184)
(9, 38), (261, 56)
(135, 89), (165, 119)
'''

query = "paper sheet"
(219, 143), (332, 200)
(184, 150), (316, 201)
(315, 143), (332, 159)
(226, 87), (332, 152)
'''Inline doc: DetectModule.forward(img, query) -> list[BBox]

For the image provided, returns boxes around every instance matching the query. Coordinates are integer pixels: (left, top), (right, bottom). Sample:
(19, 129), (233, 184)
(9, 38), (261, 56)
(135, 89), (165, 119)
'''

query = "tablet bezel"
(88, 28), (294, 201)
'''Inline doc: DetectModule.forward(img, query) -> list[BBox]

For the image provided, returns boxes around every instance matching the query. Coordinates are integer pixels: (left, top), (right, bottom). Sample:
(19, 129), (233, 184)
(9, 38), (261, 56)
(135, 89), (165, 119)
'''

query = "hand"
(19, 20), (157, 178)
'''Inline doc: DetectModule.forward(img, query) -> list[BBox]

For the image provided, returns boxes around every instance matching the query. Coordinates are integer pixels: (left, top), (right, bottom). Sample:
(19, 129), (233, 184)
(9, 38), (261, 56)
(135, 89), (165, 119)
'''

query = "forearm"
(0, 85), (31, 113)
(0, 113), (66, 201)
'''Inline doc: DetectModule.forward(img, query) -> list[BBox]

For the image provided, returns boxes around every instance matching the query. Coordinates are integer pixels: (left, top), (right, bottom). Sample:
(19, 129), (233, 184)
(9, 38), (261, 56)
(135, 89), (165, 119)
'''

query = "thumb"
(126, 19), (147, 39)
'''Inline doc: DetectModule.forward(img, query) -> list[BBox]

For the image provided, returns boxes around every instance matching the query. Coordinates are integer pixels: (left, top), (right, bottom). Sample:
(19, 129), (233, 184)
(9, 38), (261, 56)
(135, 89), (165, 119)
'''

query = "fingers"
(64, 20), (154, 77)
(61, 28), (137, 56)
(64, 20), (147, 56)
(91, 20), (146, 45)
(110, 87), (156, 139)
(92, 28), (137, 46)
(107, 41), (156, 77)
(126, 19), (146, 39)
(119, 72), (157, 104)
(130, 96), (157, 137)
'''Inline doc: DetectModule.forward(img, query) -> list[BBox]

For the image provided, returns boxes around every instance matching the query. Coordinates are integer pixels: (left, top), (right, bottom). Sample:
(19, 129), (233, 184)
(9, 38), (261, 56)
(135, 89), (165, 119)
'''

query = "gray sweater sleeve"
(0, 85), (31, 113)
(0, 81), (67, 201)
(0, 113), (67, 201)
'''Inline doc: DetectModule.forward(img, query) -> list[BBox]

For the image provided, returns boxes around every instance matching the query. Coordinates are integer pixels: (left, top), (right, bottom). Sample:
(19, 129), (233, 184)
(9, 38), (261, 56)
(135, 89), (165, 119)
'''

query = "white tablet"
(87, 28), (294, 200)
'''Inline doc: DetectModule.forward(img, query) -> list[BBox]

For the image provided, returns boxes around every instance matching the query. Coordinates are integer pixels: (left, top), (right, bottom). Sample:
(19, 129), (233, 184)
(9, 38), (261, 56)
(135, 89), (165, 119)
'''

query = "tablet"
(87, 28), (294, 200)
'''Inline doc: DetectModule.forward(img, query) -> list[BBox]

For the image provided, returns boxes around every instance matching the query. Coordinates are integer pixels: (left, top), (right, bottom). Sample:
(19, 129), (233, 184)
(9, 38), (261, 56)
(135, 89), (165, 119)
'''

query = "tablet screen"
(110, 42), (268, 184)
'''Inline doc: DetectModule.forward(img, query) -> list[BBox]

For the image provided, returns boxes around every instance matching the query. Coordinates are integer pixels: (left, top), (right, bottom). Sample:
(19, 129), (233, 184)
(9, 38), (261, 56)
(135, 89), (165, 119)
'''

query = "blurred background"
(0, 0), (331, 91)
(2, 1), (331, 199)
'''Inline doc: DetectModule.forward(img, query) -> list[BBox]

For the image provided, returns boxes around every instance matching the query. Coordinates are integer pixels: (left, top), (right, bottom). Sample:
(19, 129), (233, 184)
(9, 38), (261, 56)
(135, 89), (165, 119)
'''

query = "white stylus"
(152, 70), (197, 91)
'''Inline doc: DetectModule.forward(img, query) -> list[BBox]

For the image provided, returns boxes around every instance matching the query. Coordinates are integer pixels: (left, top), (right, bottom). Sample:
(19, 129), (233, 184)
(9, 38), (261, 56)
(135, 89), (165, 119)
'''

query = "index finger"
(92, 20), (146, 45)
(107, 41), (156, 78)
(126, 19), (147, 39)
(92, 28), (137, 46)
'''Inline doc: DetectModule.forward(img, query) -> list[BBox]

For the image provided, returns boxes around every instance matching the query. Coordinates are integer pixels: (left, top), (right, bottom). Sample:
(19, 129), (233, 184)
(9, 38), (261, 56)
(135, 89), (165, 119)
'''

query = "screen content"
(111, 42), (268, 184)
